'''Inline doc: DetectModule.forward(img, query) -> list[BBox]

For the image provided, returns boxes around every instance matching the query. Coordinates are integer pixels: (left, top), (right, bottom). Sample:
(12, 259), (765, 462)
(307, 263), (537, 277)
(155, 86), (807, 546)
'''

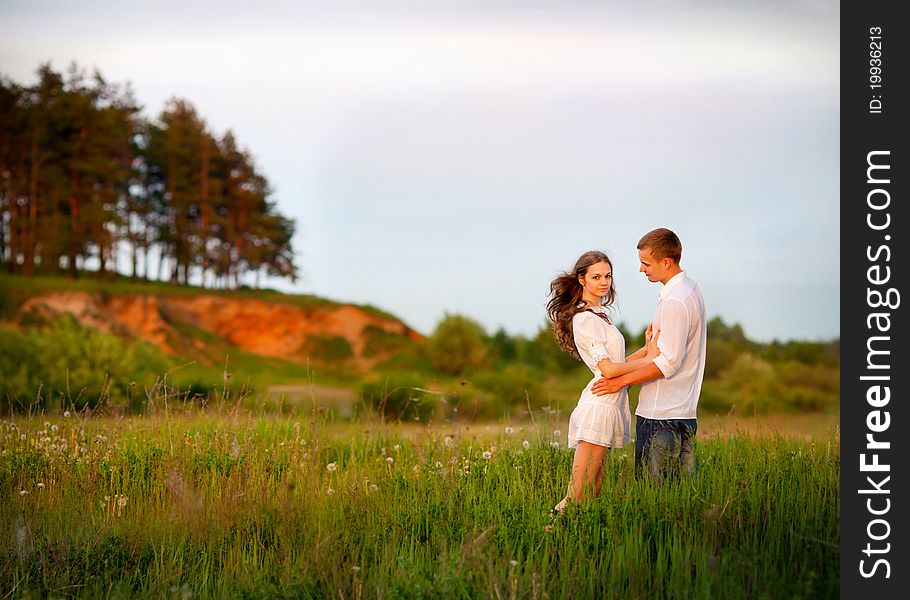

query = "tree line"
(0, 62), (296, 288)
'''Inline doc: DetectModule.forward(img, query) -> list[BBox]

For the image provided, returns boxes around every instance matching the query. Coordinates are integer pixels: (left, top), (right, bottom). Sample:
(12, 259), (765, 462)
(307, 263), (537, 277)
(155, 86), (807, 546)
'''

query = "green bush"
(425, 314), (489, 375)
(372, 349), (435, 373)
(359, 373), (439, 422)
(471, 364), (545, 410)
(0, 317), (172, 413)
(362, 325), (417, 358)
(299, 335), (354, 366)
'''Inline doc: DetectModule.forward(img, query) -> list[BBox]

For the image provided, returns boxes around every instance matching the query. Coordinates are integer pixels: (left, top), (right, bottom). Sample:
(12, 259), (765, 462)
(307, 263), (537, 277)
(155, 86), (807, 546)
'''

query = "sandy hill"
(5, 281), (421, 370)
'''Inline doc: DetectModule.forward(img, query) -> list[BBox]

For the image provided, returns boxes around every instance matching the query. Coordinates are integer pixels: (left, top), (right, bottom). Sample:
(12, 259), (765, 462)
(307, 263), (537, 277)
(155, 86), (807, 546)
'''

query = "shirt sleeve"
(572, 312), (612, 364)
(652, 298), (690, 378)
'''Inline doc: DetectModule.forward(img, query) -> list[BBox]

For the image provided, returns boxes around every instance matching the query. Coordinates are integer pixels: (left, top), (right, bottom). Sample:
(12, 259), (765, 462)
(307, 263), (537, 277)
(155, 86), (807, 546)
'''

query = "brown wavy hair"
(547, 251), (616, 359)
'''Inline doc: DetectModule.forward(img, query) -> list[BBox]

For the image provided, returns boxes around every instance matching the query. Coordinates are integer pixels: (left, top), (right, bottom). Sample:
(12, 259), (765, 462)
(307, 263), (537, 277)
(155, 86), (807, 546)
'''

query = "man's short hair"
(637, 228), (682, 263)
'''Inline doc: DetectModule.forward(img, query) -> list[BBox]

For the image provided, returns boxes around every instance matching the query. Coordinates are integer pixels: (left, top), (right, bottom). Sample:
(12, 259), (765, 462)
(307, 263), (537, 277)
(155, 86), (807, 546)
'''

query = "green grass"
(0, 411), (839, 599)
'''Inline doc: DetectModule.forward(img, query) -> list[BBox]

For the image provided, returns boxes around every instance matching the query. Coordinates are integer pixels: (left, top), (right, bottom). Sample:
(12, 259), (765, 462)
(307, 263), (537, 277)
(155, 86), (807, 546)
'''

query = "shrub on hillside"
(299, 335), (354, 366)
(362, 325), (417, 358)
(426, 314), (489, 375)
(0, 317), (171, 413)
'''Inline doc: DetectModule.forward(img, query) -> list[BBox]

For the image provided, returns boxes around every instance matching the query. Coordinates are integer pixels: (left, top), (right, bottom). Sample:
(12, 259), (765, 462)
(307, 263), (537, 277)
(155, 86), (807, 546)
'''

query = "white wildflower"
(326, 462), (338, 472)
(19, 489), (28, 496)
(552, 429), (561, 437)
(482, 451), (492, 460)
(504, 426), (514, 435)
(435, 461), (443, 469)
(64, 411), (71, 418)
(386, 457), (394, 464)
(51, 425), (58, 433)
(20, 434), (26, 441)
(522, 440), (531, 450)
(326, 487), (335, 496)
(394, 444), (401, 452)
(550, 441), (560, 448)
(510, 560), (518, 567)
(444, 436), (454, 447)
(37, 482), (45, 489)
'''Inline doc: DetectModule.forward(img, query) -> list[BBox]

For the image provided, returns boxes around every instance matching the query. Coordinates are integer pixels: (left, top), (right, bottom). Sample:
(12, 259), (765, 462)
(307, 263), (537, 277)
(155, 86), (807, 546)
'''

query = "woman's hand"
(646, 328), (661, 360)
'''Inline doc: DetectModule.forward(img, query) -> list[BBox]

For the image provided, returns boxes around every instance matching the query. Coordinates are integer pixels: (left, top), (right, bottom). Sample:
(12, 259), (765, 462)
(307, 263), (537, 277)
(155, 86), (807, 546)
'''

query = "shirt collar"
(659, 271), (686, 300)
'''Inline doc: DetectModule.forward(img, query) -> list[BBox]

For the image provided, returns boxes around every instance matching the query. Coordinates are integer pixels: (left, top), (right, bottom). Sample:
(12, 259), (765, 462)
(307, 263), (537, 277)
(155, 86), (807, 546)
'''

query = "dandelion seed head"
(522, 440), (531, 450)
(394, 444), (401, 452)
(552, 429), (561, 437)
(64, 411), (71, 418)
(510, 560), (518, 567)
(326, 462), (337, 472)
(482, 451), (492, 460)
(504, 427), (514, 435)
(19, 489), (28, 496)
(550, 441), (560, 448)
(435, 461), (442, 468)
(37, 482), (45, 489)
(444, 436), (454, 447)
(386, 457), (394, 464)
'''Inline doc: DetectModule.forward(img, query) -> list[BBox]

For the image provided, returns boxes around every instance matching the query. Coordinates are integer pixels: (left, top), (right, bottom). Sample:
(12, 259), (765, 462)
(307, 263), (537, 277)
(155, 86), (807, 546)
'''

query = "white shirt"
(571, 307), (625, 376)
(636, 271), (707, 420)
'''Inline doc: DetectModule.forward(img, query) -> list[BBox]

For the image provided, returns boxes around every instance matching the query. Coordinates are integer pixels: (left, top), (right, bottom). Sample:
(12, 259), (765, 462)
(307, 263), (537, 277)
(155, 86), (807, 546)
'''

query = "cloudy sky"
(1, 0), (840, 341)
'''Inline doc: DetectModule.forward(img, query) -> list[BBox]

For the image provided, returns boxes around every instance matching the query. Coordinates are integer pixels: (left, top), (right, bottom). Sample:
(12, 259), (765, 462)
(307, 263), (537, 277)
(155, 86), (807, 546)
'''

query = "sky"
(0, 0), (840, 342)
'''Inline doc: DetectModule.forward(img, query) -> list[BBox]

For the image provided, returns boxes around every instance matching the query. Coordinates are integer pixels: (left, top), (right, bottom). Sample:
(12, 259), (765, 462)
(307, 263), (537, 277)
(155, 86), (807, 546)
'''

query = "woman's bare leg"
(554, 441), (608, 513)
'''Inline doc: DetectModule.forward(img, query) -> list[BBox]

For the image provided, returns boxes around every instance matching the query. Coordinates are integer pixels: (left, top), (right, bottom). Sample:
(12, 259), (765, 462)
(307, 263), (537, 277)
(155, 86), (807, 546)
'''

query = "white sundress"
(566, 307), (632, 449)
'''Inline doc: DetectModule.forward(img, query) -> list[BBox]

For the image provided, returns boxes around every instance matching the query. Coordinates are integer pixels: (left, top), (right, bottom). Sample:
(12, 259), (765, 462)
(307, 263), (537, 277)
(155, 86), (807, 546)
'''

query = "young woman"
(547, 250), (659, 514)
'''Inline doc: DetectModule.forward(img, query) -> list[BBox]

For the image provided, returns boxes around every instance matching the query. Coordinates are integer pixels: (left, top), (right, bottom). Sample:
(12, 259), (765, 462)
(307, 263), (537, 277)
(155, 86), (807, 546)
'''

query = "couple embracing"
(546, 228), (707, 514)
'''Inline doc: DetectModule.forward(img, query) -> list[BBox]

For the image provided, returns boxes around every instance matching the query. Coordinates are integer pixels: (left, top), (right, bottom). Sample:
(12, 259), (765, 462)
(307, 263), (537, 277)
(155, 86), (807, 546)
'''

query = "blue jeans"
(634, 416), (698, 482)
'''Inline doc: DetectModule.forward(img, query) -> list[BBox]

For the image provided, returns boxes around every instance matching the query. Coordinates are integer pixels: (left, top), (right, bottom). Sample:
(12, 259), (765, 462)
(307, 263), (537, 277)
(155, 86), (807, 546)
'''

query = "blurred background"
(0, 0), (839, 420)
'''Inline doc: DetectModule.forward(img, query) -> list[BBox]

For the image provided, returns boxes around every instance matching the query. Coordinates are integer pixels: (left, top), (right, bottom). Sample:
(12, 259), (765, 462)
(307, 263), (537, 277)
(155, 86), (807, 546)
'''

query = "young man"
(591, 228), (707, 482)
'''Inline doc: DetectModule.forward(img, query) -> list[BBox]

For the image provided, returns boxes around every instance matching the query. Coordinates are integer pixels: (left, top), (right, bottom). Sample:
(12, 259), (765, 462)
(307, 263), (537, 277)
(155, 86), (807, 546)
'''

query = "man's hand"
(591, 376), (623, 396)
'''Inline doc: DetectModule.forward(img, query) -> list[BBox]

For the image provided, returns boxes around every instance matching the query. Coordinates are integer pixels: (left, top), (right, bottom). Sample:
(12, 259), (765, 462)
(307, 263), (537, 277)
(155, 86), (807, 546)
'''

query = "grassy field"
(1, 409), (839, 599)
